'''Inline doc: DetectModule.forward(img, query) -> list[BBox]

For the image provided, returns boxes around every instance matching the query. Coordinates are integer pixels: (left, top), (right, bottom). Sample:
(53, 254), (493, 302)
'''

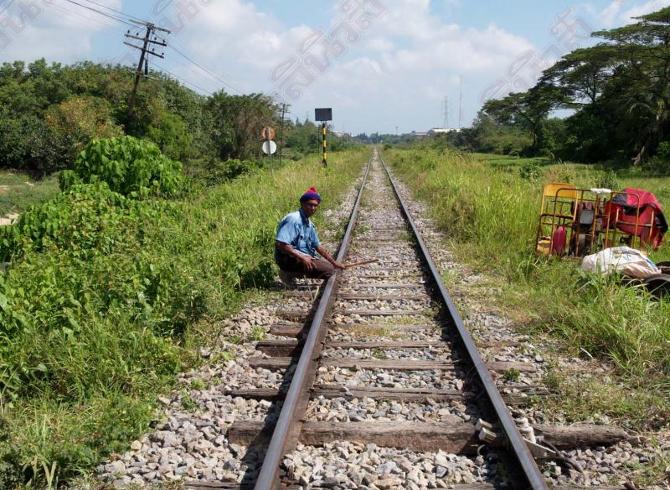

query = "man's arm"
(316, 245), (345, 270)
(276, 241), (315, 270)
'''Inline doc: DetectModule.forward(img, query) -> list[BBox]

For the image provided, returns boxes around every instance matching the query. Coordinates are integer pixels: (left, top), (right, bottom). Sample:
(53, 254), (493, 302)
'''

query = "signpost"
(315, 108), (332, 167)
(262, 140), (277, 155)
(260, 127), (276, 141)
(261, 126), (277, 157)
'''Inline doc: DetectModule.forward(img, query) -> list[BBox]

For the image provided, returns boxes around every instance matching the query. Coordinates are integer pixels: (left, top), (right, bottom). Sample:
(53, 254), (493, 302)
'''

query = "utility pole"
(443, 96), (449, 129)
(125, 22), (170, 117)
(278, 103), (287, 166)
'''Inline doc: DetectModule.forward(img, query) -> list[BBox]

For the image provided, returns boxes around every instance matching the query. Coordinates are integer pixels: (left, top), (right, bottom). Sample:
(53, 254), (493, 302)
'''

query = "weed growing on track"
(0, 138), (367, 486)
(386, 148), (670, 430)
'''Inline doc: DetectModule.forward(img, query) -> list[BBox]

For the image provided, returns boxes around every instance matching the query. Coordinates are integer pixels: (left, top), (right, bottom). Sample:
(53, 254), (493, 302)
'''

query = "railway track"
(187, 150), (632, 489)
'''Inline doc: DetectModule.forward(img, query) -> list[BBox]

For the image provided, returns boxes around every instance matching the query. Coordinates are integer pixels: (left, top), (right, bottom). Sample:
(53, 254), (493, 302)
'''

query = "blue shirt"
(275, 209), (321, 258)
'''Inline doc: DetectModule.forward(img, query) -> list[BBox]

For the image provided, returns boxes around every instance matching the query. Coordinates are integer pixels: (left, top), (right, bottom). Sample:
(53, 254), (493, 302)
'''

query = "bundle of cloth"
(581, 246), (660, 279)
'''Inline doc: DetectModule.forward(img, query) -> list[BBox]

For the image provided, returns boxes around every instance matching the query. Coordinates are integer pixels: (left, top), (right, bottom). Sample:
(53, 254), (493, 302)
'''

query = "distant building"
(409, 131), (429, 138)
(332, 131), (351, 138)
(428, 127), (462, 135)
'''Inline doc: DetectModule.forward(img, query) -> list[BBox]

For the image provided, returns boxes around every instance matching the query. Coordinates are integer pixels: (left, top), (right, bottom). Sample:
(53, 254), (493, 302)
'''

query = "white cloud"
(622, 0), (670, 19)
(0, 0), (543, 132)
(0, 0), (122, 62)
(599, 0), (626, 26)
(594, 0), (670, 27)
(171, 0), (535, 125)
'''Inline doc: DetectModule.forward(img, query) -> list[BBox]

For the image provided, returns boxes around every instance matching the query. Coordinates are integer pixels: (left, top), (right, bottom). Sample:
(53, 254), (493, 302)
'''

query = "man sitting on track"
(275, 187), (345, 287)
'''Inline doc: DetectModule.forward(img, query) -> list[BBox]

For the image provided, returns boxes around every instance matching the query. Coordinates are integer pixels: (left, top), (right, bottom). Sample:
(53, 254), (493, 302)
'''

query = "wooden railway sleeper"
(476, 417), (584, 474)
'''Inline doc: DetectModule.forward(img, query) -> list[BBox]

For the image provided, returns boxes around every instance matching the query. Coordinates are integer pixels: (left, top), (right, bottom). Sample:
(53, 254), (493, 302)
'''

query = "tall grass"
(0, 149), (367, 486)
(387, 148), (670, 422)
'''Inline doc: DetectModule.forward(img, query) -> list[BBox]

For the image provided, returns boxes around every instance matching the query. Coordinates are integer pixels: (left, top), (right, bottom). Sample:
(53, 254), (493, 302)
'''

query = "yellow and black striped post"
(321, 122), (327, 167)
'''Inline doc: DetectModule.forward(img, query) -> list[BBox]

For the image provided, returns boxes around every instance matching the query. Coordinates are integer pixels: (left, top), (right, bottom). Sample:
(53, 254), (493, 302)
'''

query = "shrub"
(519, 160), (542, 181)
(63, 136), (184, 197)
(595, 169), (620, 190)
(199, 159), (262, 185)
(44, 96), (123, 166)
(642, 141), (670, 175)
(146, 111), (193, 161)
(0, 182), (142, 261)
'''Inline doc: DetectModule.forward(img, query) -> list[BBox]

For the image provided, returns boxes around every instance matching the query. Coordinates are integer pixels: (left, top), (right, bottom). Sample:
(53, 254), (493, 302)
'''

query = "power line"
(151, 62), (213, 96)
(80, 0), (149, 25)
(58, 0), (138, 27)
(47, 1), (118, 30)
(167, 43), (242, 94)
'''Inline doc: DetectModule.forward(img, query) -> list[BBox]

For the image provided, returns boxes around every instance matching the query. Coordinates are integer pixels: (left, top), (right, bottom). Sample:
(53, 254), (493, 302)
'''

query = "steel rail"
(378, 154), (548, 489)
(253, 156), (372, 489)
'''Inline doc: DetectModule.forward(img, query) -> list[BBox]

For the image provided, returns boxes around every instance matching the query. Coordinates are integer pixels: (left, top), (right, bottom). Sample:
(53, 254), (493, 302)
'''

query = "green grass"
(0, 171), (60, 217)
(0, 148), (367, 487)
(386, 148), (670, 433)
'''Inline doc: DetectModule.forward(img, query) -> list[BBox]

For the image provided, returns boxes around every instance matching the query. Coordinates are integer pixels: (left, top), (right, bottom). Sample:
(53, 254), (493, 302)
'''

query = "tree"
(482, 85), (558, 154)
(44, 96), (123, 165)
(206, 92), (277, 160)
(542, 6), (670, 164)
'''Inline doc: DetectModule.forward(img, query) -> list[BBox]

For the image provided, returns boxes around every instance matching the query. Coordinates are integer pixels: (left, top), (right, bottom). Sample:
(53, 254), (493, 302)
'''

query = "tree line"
(448, 6), (670, 171)
(0, 59), (353, 177)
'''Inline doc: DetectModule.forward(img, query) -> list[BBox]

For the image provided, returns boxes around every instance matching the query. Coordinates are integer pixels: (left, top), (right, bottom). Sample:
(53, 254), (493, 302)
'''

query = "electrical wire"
(47, 0), (119, 30)
(58, 0), (137, 27)
(167, 43), (242, 94)
(151, 61), (213, 96)
(79, 0), (150, 25)
(46, 0), (241, 99)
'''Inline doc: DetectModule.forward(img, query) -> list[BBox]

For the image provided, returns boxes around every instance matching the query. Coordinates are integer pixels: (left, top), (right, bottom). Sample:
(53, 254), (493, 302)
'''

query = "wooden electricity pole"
(278, 103), (287, 166)
(125, 23), (170, 116)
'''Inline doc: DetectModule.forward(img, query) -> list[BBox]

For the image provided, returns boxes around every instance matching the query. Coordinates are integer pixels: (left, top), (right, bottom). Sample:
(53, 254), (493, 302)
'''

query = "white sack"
(581, 246), (660, 279)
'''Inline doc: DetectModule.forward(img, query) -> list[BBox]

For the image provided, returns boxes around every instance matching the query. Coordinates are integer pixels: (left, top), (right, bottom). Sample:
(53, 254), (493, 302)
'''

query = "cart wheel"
(643, 274), (670, 299)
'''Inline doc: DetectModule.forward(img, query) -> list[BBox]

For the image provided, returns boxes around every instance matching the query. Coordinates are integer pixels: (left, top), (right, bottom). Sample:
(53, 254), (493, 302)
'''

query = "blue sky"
(1, 0), (669, 133)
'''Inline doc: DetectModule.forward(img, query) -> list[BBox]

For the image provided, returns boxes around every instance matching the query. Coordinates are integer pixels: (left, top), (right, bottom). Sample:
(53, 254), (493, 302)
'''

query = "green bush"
(44, 96), (123, 166)
(63, 136), (184, 197)
(0, 182), (142, 261)
(643, 141), (670, 175)
(595, 169), (620, 190)
(519, 160), (542, 181)
(146, 111), (193, 161)
(201, 159), (263, 185)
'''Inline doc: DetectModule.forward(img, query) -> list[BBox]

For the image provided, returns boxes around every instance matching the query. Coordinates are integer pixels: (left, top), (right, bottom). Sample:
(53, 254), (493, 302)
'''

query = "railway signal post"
(315, 108), (332, 167)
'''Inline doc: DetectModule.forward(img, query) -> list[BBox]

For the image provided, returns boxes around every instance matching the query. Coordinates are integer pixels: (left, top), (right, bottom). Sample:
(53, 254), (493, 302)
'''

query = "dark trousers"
(275, 251), (335, 279)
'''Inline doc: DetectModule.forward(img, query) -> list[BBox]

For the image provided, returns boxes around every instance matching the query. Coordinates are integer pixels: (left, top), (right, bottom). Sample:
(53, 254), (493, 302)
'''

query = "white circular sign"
(262, 140), (277, 155)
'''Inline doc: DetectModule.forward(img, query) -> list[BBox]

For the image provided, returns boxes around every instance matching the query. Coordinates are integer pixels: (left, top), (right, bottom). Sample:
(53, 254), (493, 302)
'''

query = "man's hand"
(315, 245), (344, 270)
(299, 254), (315, 271)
